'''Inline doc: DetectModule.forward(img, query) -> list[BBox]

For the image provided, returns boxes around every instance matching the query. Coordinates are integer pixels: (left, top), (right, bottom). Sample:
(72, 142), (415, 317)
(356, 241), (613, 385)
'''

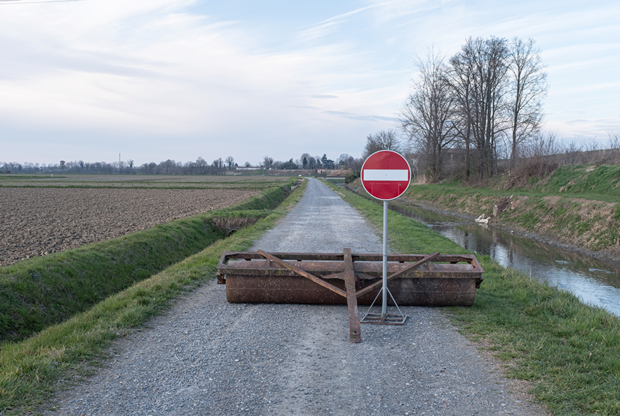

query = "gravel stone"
(43, 178), (546, 415)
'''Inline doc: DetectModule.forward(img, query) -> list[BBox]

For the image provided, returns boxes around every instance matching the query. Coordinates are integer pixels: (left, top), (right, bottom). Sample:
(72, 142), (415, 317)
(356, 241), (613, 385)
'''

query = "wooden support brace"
(257, 250), (347, 298)
(257, 249), (362, 343)
(343, 248), (361, 343)
(355, 252), (440, 298)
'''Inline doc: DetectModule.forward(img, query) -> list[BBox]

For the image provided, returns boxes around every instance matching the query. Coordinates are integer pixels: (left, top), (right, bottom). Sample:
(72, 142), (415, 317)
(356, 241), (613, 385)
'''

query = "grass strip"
(405, 178), (620, 205)
(0, 179), (307, 414)
(0, 184), (279, 189)
(0, 184), (292, 343)
(325, 181), (620, 416)
(394, 180), (620, 254)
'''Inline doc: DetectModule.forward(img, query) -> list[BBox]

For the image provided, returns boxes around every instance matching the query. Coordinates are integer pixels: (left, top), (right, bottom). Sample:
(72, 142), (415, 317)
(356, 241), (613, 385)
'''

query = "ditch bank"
(348, 179), (620, 264)
(0, 182), (296, 343)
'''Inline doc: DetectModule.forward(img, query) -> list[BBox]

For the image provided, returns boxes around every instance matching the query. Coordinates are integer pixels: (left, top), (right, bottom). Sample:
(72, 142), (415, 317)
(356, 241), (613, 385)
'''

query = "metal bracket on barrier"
(359, 252), (439, 326)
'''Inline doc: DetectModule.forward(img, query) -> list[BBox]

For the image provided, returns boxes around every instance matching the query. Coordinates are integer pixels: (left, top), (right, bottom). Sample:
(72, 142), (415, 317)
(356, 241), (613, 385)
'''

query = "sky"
(0, 0), (619, 166)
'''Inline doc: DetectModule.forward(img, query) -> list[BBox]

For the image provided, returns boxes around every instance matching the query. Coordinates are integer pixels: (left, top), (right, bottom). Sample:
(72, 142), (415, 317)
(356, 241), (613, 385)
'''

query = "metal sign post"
(382, 200), (388, 320)
(359, 150), (411, 325)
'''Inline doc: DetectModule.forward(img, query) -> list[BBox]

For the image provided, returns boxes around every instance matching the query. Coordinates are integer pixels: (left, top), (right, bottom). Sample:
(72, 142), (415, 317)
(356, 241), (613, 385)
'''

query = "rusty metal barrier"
(216, 249), (484, 343)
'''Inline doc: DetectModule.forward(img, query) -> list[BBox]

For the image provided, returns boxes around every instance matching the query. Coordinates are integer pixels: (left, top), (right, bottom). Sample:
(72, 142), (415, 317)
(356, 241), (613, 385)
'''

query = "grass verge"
(0, 179), (307, 414)
(380, 179), (620, 257)
(0, 184), (292, 343)
(325, 181), (620, 416)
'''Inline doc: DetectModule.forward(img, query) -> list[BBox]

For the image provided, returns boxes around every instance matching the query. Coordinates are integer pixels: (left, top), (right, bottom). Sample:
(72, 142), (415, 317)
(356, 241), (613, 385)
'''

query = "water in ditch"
(388, 201), (620, 316)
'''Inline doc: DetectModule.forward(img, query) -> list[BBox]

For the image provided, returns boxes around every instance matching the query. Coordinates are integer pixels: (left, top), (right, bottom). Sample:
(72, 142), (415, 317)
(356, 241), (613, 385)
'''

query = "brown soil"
(0, 188), (258, 266)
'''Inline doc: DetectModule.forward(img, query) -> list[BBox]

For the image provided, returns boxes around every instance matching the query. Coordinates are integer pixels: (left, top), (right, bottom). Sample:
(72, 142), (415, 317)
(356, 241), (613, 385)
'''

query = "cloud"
(0, 0), (403, 163)
(324, 110), (398, 122)
(2, 0), (618, 164)
(296, 4), (378, 43)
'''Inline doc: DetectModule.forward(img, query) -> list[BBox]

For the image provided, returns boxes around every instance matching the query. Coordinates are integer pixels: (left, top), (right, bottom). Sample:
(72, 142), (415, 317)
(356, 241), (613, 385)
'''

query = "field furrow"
(0, 188), (257, 266)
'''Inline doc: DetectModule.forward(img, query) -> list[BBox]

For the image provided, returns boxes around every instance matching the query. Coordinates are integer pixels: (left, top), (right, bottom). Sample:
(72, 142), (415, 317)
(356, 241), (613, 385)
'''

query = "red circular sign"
(361, 150), (411, 200)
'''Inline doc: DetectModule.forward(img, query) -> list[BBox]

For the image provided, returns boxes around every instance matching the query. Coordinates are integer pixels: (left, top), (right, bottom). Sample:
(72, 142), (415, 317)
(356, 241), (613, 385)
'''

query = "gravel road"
(44, 178), (545, 415)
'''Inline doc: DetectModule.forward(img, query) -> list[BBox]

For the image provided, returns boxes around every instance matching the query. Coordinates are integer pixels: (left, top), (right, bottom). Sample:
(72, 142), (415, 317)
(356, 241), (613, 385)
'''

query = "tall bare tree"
(401, 50), (457, 181)
(447, 49), (475, 179)
(507, 37), (547, 169)
(454, 37), (511, 178)
(362, 130), (401, 159)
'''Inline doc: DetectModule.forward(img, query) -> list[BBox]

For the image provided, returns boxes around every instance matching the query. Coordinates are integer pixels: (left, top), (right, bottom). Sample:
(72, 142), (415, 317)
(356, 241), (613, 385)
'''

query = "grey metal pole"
(382, 200), (388, 320)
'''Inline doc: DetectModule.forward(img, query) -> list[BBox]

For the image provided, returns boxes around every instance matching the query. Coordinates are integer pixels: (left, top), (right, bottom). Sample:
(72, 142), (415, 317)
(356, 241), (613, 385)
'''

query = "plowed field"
(0, 188), (257, 266)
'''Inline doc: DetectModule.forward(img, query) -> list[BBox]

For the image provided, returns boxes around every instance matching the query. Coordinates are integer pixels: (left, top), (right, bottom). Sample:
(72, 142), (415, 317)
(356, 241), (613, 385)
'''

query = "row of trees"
(360, 128), (620, 185)
(400, 36), (548, 181)
(262, 154), (361, 171)
(1, 153), (356, 175)
(0, 158), (233, 175)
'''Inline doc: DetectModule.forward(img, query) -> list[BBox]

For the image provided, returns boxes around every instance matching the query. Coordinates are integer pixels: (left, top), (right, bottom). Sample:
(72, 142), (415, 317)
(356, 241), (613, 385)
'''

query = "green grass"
(0, 180), (307, 414)
(326, 181), (620, 416)
(0, 184), (284, 190)
(0, 175), (66, 180)
(0, 185), (291, 343)
(404, 180), (620, 205)
(542, 165), (620, 197)
(409, 164), (620, 201)
(385, 174), (620, 254)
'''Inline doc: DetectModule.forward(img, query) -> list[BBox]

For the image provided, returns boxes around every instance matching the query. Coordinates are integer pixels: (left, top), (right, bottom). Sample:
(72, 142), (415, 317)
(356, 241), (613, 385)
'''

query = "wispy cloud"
(0, 0), (401, 162)
(324, 110), (398, 122)
(296, 4), (378, 43)
(1, 0), (619, 163)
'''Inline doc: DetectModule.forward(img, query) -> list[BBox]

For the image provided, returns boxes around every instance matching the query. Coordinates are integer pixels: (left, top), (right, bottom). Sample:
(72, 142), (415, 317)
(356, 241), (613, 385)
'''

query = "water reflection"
(389, 202), (620, 316)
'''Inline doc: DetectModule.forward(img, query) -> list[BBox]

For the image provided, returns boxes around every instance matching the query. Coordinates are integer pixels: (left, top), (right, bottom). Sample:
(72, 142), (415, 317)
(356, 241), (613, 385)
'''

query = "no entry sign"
(361, 150), (411, 201)
(359, 150), (411, 325)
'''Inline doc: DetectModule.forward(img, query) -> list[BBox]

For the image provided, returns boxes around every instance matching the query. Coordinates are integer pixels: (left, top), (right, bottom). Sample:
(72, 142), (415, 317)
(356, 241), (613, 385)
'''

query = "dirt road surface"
(44, 179), (545, 415)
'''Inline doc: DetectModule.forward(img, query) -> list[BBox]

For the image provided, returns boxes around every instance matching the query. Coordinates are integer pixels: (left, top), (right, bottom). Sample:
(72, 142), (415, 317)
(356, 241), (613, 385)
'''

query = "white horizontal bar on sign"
(363, 169), (409, 181)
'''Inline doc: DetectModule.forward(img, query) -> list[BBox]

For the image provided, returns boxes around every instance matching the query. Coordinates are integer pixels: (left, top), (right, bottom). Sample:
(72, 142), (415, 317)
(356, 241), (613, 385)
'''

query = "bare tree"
(212, 158), (223, 171)
(607, 131), (620, 164)
(314, 155), (323, 168)
(447, 49), (476, 179)
(225, 156), (235, 170)
(401, 50), (457, 181)
(454, 37), (511, 179)
(337, 154), (351, 168)
(263, 156), (273, 170)
(507, 38), (547, 169)
(196, 157), (207, 174)
(609, 131), (620, 149)
(307, 156), (317, 169)
(362, 130), (401, 159)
